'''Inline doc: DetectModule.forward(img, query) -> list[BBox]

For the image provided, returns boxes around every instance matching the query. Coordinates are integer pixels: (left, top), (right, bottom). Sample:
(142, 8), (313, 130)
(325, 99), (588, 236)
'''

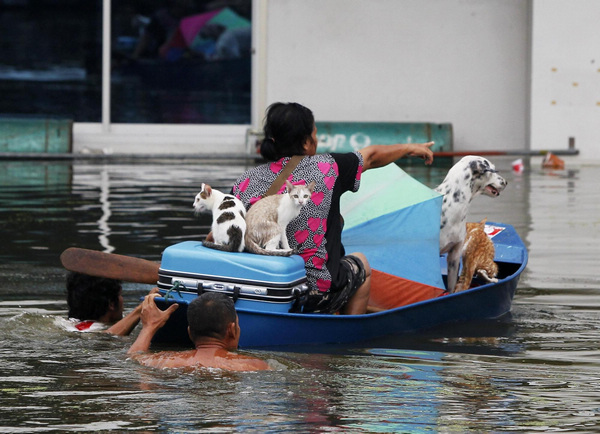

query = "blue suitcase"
(157, 241), (308, 313)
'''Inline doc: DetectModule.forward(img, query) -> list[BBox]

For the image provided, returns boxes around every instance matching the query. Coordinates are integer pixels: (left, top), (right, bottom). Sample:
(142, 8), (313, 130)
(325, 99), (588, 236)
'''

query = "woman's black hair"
(66, 272), (122, 320)
(260, 102), (315, 161)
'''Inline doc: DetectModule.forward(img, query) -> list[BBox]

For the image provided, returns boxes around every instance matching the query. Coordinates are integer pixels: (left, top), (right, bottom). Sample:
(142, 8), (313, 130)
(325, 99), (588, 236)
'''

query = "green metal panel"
(315, 121), (452, 154)
(0, 118), (73, 153)
(0, 161), (71, 187)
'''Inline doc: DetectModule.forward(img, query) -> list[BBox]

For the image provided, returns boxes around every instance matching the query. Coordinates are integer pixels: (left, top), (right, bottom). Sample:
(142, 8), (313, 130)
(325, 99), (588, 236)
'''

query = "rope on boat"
(163, 280), (183, 301)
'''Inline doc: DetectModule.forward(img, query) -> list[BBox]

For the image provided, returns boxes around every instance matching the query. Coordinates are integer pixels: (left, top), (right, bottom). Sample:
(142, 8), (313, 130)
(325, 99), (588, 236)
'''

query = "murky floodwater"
(1, 156), (599, 432)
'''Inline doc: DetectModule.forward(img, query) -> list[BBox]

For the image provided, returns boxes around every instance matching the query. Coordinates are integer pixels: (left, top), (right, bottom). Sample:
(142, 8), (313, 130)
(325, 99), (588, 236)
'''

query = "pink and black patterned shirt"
(232, 152), (363, 294)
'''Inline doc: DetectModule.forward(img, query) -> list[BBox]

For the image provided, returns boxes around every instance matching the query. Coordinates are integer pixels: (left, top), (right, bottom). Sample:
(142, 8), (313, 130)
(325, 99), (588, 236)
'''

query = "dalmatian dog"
(435, 156), (507, 293)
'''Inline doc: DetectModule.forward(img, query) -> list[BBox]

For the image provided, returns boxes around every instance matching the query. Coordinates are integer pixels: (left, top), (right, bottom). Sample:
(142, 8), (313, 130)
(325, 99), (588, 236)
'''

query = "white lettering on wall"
(317, 132), (372, 151)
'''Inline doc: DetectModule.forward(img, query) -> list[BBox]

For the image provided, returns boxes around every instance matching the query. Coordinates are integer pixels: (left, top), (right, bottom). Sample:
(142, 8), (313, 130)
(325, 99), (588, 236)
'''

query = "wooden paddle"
(60, 247), (160, 284)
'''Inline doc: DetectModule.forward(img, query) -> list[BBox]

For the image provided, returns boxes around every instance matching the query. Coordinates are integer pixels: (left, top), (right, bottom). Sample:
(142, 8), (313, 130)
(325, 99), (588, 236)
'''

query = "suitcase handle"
(201, 282), (241, 302)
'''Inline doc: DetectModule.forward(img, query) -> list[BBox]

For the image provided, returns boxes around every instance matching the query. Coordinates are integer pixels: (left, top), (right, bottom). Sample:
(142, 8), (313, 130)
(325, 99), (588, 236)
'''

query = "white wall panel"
(531, 0), (600, 161)
(266, 0), (530, 152)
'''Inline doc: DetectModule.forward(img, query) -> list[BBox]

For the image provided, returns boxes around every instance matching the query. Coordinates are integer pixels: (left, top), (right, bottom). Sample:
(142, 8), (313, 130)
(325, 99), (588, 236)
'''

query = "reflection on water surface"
(0, 156), (599, 432)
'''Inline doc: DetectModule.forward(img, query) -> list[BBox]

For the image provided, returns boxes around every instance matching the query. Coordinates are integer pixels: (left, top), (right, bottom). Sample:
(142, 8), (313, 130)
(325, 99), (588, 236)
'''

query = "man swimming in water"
(128, 292), (270, 372)
(66, 272), (157, 336)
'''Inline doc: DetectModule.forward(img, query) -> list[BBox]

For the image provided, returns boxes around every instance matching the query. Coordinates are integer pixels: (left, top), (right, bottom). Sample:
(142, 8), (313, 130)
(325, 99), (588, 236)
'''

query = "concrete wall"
(265, 0), (530, 153)
(530, 0), (600, 162)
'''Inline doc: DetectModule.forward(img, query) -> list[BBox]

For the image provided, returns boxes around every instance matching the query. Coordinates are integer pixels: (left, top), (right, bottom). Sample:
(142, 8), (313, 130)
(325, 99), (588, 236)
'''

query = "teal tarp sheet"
(341, 164), (444, 289)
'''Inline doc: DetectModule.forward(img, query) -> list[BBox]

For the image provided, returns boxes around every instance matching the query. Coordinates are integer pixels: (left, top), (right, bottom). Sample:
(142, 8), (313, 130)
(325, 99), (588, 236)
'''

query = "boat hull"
(237, 269), (520, 347)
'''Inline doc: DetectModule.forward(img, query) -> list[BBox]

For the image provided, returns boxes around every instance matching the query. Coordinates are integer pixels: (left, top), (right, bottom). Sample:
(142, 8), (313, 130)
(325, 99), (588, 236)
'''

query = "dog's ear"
(469, 160), (486, 175)
(470, 159), (496, 175)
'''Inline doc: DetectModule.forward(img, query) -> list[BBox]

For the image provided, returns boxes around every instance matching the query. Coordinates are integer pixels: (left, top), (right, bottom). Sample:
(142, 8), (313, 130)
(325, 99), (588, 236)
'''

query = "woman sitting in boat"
(231, 102), (434, 315)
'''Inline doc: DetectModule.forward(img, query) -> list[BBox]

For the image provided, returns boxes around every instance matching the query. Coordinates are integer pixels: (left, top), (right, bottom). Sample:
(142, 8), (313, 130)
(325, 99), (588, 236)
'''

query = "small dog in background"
(454, 218), (498, 292)
(435, 156), (506, 293)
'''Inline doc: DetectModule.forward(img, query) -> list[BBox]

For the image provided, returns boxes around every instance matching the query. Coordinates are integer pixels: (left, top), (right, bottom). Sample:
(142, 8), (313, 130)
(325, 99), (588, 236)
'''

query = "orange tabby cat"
(454, 218), (498, 292)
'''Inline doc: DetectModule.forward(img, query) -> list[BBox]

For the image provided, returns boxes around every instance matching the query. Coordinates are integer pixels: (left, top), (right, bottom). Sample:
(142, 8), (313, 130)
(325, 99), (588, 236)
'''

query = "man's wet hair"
(187, 292), (237, 341)
(66, 272), (122, 320)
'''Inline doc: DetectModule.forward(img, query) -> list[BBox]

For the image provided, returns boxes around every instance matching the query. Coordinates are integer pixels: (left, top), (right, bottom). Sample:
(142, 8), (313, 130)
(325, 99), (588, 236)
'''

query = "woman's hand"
(406, 142), (434, 165)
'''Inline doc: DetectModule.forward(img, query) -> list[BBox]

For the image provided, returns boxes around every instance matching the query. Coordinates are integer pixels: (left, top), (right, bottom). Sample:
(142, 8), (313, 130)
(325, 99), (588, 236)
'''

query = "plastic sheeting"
(341, 164), (444, 289)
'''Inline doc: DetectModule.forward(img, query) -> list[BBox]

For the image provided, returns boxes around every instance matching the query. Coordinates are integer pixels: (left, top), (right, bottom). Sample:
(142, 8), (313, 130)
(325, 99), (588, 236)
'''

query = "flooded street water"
(0, 156), (599, 432)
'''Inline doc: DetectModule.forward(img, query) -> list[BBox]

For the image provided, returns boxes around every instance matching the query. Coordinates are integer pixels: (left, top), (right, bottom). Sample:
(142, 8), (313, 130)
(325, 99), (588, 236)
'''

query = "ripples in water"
(0, 157), (599, 432)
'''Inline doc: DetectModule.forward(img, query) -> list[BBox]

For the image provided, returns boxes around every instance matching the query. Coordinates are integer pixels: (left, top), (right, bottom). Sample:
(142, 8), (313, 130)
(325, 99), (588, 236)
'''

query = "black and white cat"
(245, 180), (315, 256)
(193, 183), (246, 253)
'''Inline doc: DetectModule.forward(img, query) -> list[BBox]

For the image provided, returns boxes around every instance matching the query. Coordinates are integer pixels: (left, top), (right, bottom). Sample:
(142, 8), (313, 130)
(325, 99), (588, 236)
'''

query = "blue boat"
(153, 223), (526, 348)
(152, 164), (528, 348)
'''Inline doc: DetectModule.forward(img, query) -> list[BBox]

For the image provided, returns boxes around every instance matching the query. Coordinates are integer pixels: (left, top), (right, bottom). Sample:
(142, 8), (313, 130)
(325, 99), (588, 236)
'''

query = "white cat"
(193, 183), (246, 253)
(245, 180), (315, 256)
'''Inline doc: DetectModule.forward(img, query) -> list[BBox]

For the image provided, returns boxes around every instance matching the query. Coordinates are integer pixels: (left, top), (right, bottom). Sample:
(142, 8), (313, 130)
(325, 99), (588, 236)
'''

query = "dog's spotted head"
(463, 156), (507, 198)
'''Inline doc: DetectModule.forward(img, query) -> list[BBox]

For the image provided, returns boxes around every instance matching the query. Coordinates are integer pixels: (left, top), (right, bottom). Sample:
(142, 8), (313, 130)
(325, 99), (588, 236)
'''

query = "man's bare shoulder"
(131, 349), (198, 369)
(132, 349), (270, 372)
(219, 353), (271, 371)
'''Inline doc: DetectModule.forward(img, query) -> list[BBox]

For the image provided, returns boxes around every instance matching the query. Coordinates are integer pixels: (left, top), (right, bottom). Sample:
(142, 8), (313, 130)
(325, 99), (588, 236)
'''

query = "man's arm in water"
(127, 294), (179, 354)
